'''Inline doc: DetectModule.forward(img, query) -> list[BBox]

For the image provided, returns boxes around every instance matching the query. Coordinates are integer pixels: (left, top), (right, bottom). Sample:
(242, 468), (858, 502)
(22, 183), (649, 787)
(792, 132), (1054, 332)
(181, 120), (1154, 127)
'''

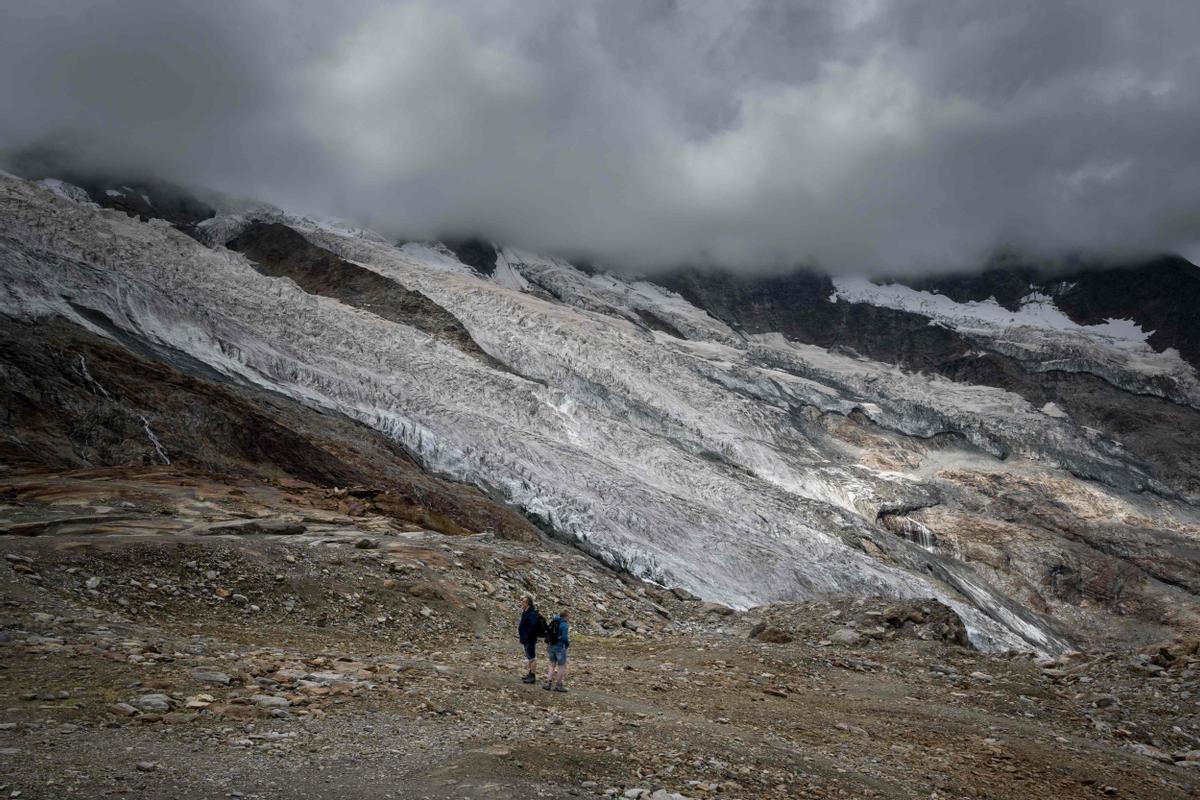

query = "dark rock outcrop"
(633, 308), (687, 339)
(899, 255), (1200, 370)
(79, 177), (216, 234)
(227, 222), (498, 365)
(442, 238), (499, 276)
(0, 314), (538, 540)
(657, 268), (977, 370)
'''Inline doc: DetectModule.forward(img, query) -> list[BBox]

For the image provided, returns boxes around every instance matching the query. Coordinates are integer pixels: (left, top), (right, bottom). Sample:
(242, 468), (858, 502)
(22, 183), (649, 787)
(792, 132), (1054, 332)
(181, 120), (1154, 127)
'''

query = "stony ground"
(2, 467), (1199, 799)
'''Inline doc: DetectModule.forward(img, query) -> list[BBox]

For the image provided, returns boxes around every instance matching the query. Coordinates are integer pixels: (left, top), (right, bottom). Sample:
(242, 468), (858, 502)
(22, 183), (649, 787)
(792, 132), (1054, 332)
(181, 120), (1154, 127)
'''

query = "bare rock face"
(8, 153), (217, 235)
(880, 600), (971, 647)
(902, 256), (1200, 371)
(656, 267), (983, 374)
(226, 222), (498, 365)
(0, 314), (539, 542)
(442, 237), (498, 276)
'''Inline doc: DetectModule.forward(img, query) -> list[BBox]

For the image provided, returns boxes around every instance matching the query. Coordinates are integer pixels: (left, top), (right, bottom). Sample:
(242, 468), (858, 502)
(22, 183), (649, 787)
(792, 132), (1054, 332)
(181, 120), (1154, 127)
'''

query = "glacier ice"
(2, 173), (1191, 654)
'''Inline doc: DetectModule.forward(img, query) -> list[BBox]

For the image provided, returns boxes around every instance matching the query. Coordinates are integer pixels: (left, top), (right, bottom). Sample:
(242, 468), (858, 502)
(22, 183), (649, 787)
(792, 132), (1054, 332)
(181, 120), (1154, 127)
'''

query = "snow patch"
(1040, 402), (1068, 419)
(36, 178), (93, 204)
(831, 277), (1151, 347)
(491, 248), (531, 291)
(829, 276), (1200, 408)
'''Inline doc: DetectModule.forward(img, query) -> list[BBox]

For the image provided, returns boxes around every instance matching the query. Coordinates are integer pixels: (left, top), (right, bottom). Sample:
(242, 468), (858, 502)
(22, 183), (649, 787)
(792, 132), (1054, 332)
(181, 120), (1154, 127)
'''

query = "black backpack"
(534, 612), (549, 640)
(545, 616), (562, 646)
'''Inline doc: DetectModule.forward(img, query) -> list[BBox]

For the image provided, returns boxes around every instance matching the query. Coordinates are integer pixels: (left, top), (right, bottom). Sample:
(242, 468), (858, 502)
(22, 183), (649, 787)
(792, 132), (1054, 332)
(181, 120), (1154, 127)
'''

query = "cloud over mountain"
(4, 0), (1200, 272)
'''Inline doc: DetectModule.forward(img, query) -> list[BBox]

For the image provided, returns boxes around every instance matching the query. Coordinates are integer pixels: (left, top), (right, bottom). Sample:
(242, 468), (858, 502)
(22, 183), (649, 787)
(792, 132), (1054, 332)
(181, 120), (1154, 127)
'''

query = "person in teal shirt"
(544, 610), (570, 693)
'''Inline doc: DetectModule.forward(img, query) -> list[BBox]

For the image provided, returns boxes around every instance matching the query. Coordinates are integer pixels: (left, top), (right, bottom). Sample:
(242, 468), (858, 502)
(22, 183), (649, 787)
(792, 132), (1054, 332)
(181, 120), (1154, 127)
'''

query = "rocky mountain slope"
(3, 169), (1200, 797)
(2, 172), (1200, 657)
(2, 475), (1198, 799)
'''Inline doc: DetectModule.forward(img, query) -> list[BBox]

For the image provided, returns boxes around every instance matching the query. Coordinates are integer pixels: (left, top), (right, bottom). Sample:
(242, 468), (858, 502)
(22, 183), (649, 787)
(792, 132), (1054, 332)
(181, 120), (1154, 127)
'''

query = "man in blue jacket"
(544, 610), (569, 693)
(517, 596), (539, 684)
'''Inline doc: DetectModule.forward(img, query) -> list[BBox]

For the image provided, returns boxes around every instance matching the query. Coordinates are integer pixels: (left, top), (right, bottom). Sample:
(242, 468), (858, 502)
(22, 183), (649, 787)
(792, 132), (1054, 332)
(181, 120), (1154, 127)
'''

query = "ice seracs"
(2, 172), (1196, 655)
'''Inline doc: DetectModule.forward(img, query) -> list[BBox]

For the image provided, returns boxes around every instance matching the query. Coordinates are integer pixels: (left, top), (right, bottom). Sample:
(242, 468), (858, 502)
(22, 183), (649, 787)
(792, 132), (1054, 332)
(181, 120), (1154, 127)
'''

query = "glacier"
(3, 173), (1196, 654)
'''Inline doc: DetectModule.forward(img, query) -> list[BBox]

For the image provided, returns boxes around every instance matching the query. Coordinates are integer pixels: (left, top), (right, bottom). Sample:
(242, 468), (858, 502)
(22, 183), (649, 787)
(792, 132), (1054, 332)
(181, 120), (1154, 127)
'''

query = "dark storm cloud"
(3, 0), (1200, 272)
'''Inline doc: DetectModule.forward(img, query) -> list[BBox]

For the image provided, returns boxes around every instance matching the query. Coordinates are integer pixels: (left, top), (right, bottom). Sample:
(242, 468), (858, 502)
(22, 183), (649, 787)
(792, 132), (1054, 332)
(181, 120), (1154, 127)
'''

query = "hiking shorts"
(548, 644), (568, 666)
(522, 640), (536, 661)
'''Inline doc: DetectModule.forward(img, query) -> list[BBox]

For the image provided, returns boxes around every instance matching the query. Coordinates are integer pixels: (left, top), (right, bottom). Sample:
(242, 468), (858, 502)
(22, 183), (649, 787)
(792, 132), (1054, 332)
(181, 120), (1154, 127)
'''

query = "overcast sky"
(3, 0), (1199, 272)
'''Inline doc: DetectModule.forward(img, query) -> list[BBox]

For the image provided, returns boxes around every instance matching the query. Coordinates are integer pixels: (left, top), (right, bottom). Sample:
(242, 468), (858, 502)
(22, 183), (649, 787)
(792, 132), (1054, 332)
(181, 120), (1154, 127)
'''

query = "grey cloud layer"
(3, 0), (1199, 272)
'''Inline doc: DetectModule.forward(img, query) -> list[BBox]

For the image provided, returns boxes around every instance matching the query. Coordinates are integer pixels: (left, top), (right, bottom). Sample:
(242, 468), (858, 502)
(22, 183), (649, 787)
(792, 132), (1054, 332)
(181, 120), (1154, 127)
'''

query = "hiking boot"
(521, 673), (535, 684)
(543, 682), (553, 690)
(553, 684), (567, 693)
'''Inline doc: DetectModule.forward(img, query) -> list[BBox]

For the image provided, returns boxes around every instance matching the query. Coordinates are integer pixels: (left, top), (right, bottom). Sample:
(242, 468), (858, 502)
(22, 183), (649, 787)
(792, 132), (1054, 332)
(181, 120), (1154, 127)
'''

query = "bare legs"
(546, 655), (567, 688)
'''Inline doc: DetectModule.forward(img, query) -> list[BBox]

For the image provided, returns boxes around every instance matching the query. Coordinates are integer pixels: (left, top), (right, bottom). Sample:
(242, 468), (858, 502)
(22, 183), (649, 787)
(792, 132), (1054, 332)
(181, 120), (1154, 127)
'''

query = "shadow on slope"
(0, 314), (538, 541)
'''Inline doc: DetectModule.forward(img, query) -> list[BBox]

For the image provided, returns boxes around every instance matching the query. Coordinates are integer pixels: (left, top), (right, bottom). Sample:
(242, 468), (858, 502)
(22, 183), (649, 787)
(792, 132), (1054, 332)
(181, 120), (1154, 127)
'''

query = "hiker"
(517, 595), (542, 684)
(544, 610), (569, 692)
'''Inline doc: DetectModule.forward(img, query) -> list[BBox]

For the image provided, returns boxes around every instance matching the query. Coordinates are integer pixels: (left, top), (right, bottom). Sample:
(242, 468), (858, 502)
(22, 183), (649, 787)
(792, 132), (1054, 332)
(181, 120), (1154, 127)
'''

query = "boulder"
(749, 624), (794, 644)
(251, 694), (290, 709)
(133, 694), (172, 712)
(829, 628), (863, 646)
(191, 670), (231, 686)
